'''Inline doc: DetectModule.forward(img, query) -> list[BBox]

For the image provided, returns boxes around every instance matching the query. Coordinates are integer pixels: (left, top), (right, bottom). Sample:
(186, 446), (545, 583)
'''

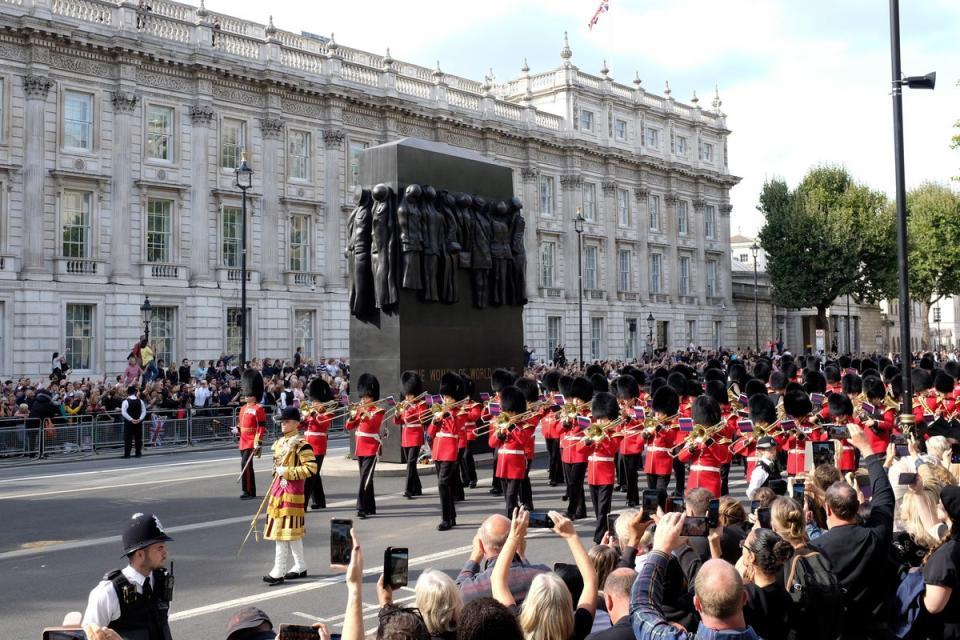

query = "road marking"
(0, 456), (239, 484)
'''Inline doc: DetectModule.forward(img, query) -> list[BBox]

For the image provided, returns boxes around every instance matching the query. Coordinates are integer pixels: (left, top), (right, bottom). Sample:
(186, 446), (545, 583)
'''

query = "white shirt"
(193, 386), (212, 408)
(746, 460), (772, 500)
(121, 395), (147, 422)
(82, 565), (154, 627)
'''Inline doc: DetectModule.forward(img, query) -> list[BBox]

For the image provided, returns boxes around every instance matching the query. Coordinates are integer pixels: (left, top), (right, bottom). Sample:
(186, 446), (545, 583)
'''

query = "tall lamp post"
(140, 296), (152, 341)
(234, 151), (253, 370)
(647, 313), (655, 355)
(574, 209), (585, 364)
(888, 0), (935, 432)
(750, 240), (760, 352)
(934, 305), (941, 353)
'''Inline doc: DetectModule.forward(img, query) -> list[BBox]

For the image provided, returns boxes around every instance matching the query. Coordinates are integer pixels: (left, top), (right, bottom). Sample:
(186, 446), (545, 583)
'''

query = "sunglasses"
(378, 606), (425, 624)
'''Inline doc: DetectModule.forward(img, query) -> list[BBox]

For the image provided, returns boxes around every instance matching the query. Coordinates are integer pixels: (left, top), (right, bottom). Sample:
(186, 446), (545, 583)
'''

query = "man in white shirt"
(193, 380), (212, 409)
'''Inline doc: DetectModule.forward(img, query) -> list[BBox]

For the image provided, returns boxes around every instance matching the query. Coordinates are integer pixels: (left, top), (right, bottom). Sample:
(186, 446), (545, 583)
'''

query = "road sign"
(815, 328), (825, 353)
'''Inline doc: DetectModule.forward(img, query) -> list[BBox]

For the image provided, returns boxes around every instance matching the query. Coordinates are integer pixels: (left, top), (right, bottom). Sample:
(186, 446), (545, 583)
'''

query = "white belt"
(841, 445), (855, 451)
(746, 456), (758, 462)
(434, 432), (458, 439)
(647, 446), (670, 453)
(304, 431), (327, 438)
(691, 465), (721, 473)
(498, 448), (525, 455)
(356, 431), (381, 442)
(589, 455), (615, 462)
(789, 448), (803, 454)
(402, 424), (423, 429)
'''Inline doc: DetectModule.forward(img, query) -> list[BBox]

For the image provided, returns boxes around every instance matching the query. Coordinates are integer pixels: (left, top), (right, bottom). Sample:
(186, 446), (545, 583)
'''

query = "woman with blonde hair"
(770, 496), (810, 550)
(414, 569), (462, 640)
(587, 544), (618, 631)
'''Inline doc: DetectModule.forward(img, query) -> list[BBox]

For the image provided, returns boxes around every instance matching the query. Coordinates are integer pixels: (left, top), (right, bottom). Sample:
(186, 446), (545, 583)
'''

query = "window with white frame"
(61, 190), (93, 258)
(540, 176), (555, 216)
(541, 240), (556, 288)
(625, 319), (638, 359)
(222, 205), (242, 268)
(63, 90), (94, 151)
(706, 259), (718, 297)
(615, 119), (627, 141)
(226, 307), (249, 358)
(702, 142), (714, 162)
(649, 253), (662, 293)
(582, 183), (596, 221)
(289, 214), (310, 272)
(152, 306), (176, 366)
(348, 140), (369, 191)
(678, 200), (689, 235)
(146, 198), (173, 263)
(649, 195), (661, 231)
(294, 309), (316, 360)
(146, 105), (174, 162)
(679, 256), (690, 296)
(220, 118), (245, 169)
(547, 316), (562, 356)
(705, 205), (717, 239)
(590, 317), (604, 360)
(617, 188), (630, 226)
(288, 130), (311, 181)
(645, 127), (659, 148)
(673, 135), (687, 156)
(584, 245), (598, 290)
(618, 249), (631, 292)
(686, 319), (696, 344)
(713, 320), (722, 348)
(580, 109), (595, 132)
(65, 303), (94, 371)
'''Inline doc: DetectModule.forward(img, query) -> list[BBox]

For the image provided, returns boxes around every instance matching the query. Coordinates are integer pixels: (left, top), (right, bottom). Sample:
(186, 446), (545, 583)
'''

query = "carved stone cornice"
(692, 199), (707, 212)
(23, 75), (52, 100)
(110, 91), (140, 113)
(189, 104), (215, 127)
(258, 117), (284, 140)
(323, 129), (345, 148)
(719, 203), (733, 216)
(559, 174), (583, 190)
(633, 187), (649, 200)
(601, 180), (617, 194)
(664, 192), (679, 206)
(519, 166), (540, 181)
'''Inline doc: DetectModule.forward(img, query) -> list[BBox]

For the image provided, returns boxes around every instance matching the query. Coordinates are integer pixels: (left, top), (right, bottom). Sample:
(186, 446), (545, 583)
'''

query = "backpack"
(891, 569), (926, 639)
(785, 549), (844, 640)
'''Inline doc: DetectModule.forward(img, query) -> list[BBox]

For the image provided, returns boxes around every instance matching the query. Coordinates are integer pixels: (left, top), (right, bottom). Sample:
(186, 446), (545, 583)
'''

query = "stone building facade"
(0, 0), (738, 377)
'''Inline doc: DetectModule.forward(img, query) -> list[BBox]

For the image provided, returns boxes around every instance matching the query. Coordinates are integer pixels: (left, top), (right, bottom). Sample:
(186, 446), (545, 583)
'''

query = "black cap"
(122, 513), (173, 555)
(756, 436), (777, 449)
(225, 607), (272, 639)
(280, 406), (301, 422)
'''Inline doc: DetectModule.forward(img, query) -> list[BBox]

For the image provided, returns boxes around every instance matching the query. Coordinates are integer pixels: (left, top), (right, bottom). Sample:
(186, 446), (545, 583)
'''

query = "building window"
(540, 176), (555, 216)
(541, 240), (556, 288)
(294, 309), (315, 360)
(146, 198), (173, 263)
(673, 135), (687, 156)
(348, 140), (369, 191)
(614, 119), (627, 141)
(61, 190), (93, 258)
(649, 195), (661, 231)
(617, 188), (630, 226)
(64, 90), (94, 151)
(713, 320), (722, 349)
(706, 259), (718, 297)
(590, 317), (604, 360)
(222, 205), (243, 268)
(580, 109), (594, 132)
(618, 249), (631, 292)
(705, 205), (717, 239)
(547, 316), (562, 357)
(65, 303), (94, 371)
(584, 245), (598, 290)
(582, 183), (596, 221)
(288, 130), (311, 180)
(152, 306), (176, 366)
(649, 253), (662, 294)
(220, 118), (245, 169)
(645, 127), (659, 148)
(289, 215), (309, 272)
(702, 143), (714, 162)
(686, 319), (696, 345)
(625, 318), (638, 359)
(739, 253), (749, 263)
(679, 256), (690, 296)
(226, 307), (249, 358)
(678, 200), (688, 235)
(146, 105), (174, 162)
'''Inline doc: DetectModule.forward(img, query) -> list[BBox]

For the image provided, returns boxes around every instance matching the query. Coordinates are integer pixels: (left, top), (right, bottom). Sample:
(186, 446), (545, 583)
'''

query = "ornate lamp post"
(234, 151), (253, 370)
(574, 209), (585, 363)
(750, 240), (760, 352)
(647, 313), (655, 355)
(140, 296), (153, 341)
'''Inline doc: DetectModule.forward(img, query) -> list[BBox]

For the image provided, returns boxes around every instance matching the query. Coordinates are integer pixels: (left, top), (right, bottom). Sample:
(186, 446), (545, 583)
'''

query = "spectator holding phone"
(378, 568), (462, 640)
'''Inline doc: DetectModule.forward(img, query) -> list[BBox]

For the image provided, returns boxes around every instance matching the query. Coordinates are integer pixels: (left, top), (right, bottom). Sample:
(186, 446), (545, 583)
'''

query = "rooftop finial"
(712, 84), (723, 112)
(433, 60), (444, 81)
(521, 58), (530, 74)
(600, 60), (609, 77)
(560, 31), (572, 61)
(633, 71), (642, 88)
(664, 80), (672, 98)
(265, 15), (276, 37)
(691, 90), (699, 106)
(383, 47), (393, 67)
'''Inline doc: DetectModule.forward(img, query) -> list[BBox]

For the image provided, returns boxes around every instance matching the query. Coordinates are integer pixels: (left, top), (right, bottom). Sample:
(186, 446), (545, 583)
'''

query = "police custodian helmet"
(122, 512), (174, 556)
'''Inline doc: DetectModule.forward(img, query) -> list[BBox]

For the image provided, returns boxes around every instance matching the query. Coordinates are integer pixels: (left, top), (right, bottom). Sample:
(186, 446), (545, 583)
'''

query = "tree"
(758, 166), (896, 346)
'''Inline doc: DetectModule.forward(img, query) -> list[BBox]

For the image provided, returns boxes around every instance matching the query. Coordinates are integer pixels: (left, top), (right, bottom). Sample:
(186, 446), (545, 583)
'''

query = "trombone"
(418, 397), (472, 424)
(301, 398), (342, 419)
(727, 419), (784, 452)
(389, 391), (430, 421)
(474, 409), (538, 437)
(326, 396), (396, 421)
(581, 416), (627, 444)
(669, 422), (731, 457)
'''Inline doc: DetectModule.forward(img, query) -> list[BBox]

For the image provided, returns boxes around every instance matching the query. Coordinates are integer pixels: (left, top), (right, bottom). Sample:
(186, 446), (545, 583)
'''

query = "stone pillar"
(189, 104), (215, 285)
(258, 117), (284, 288)
(110, 91), (139, 282)
(322, 128), (345, 287)
(719, 203), (734, 304)
(635, 186), (650, 301)
(664, 193), (679, 305)
(519, 167), (539, 302)
(601, 180), (617, 297)
(22, 74), (52, 278)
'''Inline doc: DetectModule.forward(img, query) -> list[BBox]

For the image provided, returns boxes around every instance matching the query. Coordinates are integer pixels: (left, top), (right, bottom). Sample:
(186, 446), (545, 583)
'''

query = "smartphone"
(641, 489), (660, 516)
(827, 425), (850, 440)
(756, 507), (772, 529)
(528, 511), (554, 528)
(607, 513), (618, 538)
(750, 500), (761, 514)
(706, 498), (720, 528)
(330, 518), (353, 565)
(792, 482), (805, 501)
(898, 472), (918, 486)
(811, 441), (835, 466)
(895, 444), (909, 458)
(278, 624), (322, 640)
(42, 631), (86, 640)
(681, 516), (708, 537)
(669, 496), (685, 514)
(384, 546), (409, 589)
(855, 474), (873, 499)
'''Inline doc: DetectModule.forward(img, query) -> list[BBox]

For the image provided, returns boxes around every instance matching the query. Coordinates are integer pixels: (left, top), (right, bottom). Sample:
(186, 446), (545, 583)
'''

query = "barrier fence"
(0, 408), (347, 465)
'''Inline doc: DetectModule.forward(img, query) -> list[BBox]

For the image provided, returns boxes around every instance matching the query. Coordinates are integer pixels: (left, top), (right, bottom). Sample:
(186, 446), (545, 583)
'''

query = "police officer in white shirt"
(746, 436), (782, 500)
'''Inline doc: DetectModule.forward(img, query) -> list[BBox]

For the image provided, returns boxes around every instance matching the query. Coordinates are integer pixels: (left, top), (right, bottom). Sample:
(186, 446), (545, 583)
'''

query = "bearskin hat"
(614, 375), (640, 401)
(828, 392), (853, 419)
(357, 373), (380, 400)
(838, 355), (852, 370)
(890, 375), (904, 399)
(570, 376), (594, 403)
(744, 378), (767, 398)
(935, 370), (955, 394)
(400, 371), (424, 398)
(585, 363), (605, 379)
(515, 377), (541, 403)
(692, 395), (722, 426)
(882, 365), (900, 384)
(491, 368), (517, 393)
(650, 377), (666, 396)
(591, 391), (620, 421)
(825, 366), (841, 384)
(753, 360), (772, 383)
(685, 379), (703, 398)
(919, 354), (936, 372)
(309, 377), (333, 403)
(769, 371), (788, 391)
(841, 373), (862, 396)
(590, 373), (609, 393)
(783, 390), (813, 418)
(863, 375), (886, 402)
(652, 386), (680, 416)
(541, 370), (561, 393)
(748, 394), (777, 425)
(500, 385), (527, 414)
(911, 368), (932, 392)
(667, 372), (687, 395)
(439, 372), (464, 401)
(241, 369), (264, 400)
(944, 361), (960, 380)
(704, 368), (726, 384)
(558, 375), (575, 397)
(803, 370), (827, 394)
(705, 380), (727, 405)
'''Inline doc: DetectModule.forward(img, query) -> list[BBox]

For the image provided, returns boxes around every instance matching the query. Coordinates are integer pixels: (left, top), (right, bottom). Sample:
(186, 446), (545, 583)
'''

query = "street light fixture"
(234, 151), (253, 371)
(750, 240), (760, 353)
(574, 208), (585, 364)
(647, 313), (655, 355)
(140, 296), (153, 341)
(934, 305), (942, 352)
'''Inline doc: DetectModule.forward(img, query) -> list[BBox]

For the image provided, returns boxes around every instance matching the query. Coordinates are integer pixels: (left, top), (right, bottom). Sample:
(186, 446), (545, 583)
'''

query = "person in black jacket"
(28, 390), (60, 458)
(810, 421), (895, 639)
(585, 568), (637, 640)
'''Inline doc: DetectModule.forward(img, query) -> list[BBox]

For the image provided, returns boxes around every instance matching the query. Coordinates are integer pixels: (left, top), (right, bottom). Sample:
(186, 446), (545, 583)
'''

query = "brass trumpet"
(581, 416), (627, 444)
(474, 409), (538, 437)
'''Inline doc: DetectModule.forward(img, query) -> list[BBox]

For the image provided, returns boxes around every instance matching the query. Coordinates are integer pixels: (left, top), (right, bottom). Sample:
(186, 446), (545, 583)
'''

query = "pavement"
(0, 434), (748, 640)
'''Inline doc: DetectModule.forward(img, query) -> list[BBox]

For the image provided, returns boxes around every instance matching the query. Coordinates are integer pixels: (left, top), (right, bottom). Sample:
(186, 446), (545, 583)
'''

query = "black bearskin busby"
(400, 371), (424, 398)
(541, 370), (561, 393)
(500, 385), (527, 414)
(705, 380), (727, 406)
(357, 373), (380, 400)
(828, 393), (853, 419)
(308, 377), (332, 403)
(515, 377), (540, 403)
(491, 368), (517, 393)
(614, 375), (640, 402)
(241, 369), (264, 400)
(935, 371), (955, 394)
(863, 376), (886, 402)
(652, 386), (680, 417)
(748, 394), (777, 425)
(439, 372), (465, 401)
(692, 395), (721, 426)
(841, 373), (862, 396)
(570, 376), (594, 403)
(783, 390), (813, 418)
(591, 392), (620, 421)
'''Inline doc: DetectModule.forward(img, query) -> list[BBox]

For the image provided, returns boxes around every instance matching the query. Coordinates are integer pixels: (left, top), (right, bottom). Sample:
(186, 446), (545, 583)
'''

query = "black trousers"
(435, 461), (457, 523)
(672, 458), (686, 495)
(545, 438), (563, 485)
(357, 455), (377, 514)
(615, 452), (624, 488)
(563, 462), (587, 519)
(623, 454), (641, 505)
(453, 449), (466, 500)
(459, 446), (477, 485)
(240, 447), (256, 496)
(647, 473), (670, 491)
(123, 421), (143, 458)
(504, 478), (523, 517)
(401, 446), (422, 495)
(720, 463), (731, 497)
(520, 462), (534, 510)
(304, 455), (325, 508)
(590, 484), (613, 544)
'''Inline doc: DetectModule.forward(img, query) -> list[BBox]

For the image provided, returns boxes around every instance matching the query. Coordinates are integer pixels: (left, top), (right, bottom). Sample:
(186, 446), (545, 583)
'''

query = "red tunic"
(540, 410), (561, 441)
(559, 404), (590, 465)
(394, 400), (428, 448)
(643, 419), (680, 476)
(617, 416), (645, 456)
(428, 411), (464, 462)
(301, 409), (332, 456)
(237, 403), (266, 450)
(489, 422), (533, 480)
(677, 439), (725, 497)
(833, 415), (860, 472)
(861, 405), (896, 455)
(578, 436), (619, 486)
(784, 416), (816, 475)
(345, 406), (385, 457)
(464, 401), (483, 442)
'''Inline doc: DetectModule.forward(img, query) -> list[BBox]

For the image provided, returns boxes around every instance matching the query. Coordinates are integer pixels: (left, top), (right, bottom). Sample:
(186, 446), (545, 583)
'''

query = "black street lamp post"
(574, 209), (585, 364)
(751, 241), (760, 352)
(140, 296), (153, 342)
(647, 313), (655, 355)
(934, 305), (941, 353)
(234, 151), (253, 371)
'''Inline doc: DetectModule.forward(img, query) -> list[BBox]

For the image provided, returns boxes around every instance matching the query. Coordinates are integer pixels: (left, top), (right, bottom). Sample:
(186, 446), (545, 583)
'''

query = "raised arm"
(550, 510), (598, 617)
(492, 507), (528, 607)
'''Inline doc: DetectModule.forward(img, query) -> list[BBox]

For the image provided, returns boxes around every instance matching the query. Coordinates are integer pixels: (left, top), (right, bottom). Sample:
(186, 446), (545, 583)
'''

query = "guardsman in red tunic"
(577, 392), (620, 543)
(782, 390), (814, 476)
(429, 372), (467, 531)
(237, 369), (266, 500)
(731, 393), (779, 480)
(643, 386), (681, 492)
(515, 377), (542, 511)
(540, 370), (564, 487)
(613, 374), (644, 507)
(344, 373), (385, 519)
(859, 376), (897, 456)
(676, 395), (727, 498)
(704, 379), (737, 495)
(559, 376), (594, 520)
(395, 371), (428, 499)
(489, 385), (534, 517)
(461, 394), (483, 489)
(482, 369), (518, 496)
(825, 366), (842, 395)
(301, 377), (333, 509)
(827, 393), (859, 473)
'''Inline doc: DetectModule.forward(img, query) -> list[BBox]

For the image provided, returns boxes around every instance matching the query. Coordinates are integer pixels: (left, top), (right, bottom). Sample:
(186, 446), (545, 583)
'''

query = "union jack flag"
(588, 0), (610, 31)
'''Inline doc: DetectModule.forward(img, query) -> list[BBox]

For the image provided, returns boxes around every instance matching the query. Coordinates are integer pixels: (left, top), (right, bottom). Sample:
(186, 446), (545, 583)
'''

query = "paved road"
(0, 438), (748, 640)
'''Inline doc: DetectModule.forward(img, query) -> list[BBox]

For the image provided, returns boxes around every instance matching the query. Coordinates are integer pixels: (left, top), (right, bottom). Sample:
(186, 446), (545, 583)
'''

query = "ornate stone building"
(0, 0), (738, 377)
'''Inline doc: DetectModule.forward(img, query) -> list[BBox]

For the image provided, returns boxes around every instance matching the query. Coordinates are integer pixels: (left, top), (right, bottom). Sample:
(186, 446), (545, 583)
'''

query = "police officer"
(83, 512), (175, 640)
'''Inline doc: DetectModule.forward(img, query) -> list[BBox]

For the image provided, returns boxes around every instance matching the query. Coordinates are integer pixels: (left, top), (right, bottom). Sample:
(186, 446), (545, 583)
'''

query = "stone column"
(601, 180), (617, 298)
(519, 167), (539, 302)
(110, 91), (139, 282)
(189, 104), (215, 285)
(22, 74), (52, 278)
(322, 128), (345, 287)
(664, 193), (679, 305)
(635, 186), (650, 301)
(693, 199), (707, 303)
(258, 117), (284, 288)
(719, 203), (734, 304)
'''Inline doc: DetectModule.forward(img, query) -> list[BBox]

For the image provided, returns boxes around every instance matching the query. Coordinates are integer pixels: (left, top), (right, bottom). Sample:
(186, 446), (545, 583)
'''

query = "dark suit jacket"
(585, 616), (634, 640)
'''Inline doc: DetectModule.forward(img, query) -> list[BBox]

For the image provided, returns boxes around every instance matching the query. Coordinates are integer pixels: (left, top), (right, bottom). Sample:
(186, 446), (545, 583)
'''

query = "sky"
(209, 0), (959, 237)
